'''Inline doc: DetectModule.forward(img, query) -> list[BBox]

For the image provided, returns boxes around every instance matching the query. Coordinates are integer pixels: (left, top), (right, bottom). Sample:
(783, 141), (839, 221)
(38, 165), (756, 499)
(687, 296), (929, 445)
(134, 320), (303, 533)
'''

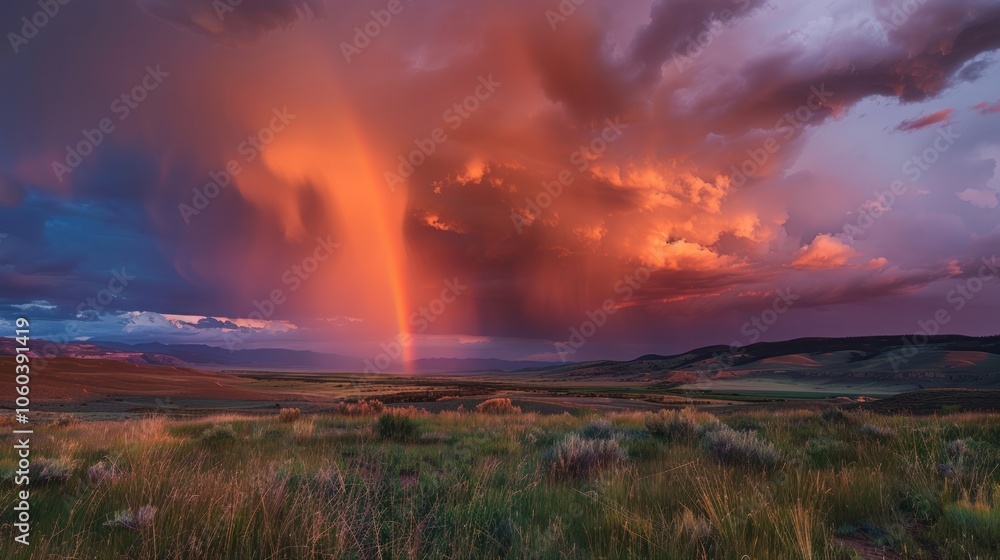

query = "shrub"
(947, 439), (969, 460)
(87, 460), (124, 484)
(579, 419), (621, 440)
(106, 506), (157, 530)
(545, 434), (628, 479)
(199, 424), (237, 447)
(938, 463), (958, 480)
(278, 407), (302, 422)
(333, 399), (385, 416)
(859, 423), (894, 439)
(820, 407), (853, 424)
(646, 408), (721, 443)
(476, 398), (522, 415)
(701, 427), (782, 469)
(376, 412), (422, 441)
(30, 458), (73, 484)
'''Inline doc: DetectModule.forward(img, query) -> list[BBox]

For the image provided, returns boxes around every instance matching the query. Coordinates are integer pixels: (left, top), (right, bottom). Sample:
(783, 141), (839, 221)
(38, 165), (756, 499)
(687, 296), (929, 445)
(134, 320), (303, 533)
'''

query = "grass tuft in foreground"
(545, 433), (629, 479)
(375, 411), (423, 441)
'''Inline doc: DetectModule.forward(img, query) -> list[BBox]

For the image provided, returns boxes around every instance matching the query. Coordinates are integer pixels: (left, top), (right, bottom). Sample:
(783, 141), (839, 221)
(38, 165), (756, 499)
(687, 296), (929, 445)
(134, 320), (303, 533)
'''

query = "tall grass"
(375, 411), (422, 441)
(1, 409), (998, 558)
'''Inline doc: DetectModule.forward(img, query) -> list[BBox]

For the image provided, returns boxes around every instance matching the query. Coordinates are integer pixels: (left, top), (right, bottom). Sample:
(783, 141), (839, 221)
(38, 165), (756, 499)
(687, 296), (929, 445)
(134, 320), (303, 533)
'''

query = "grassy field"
(3, 404), (1000, 559)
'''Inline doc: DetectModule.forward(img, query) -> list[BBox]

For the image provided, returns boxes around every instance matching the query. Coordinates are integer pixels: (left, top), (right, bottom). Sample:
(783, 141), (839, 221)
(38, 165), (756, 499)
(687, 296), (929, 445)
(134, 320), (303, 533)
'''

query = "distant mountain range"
(2, 336), (999, 386)
(0, 338), (557, 373)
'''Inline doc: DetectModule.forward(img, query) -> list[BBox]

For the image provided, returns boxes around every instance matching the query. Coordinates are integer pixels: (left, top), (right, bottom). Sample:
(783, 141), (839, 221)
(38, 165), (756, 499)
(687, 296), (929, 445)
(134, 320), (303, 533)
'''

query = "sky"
(1, 0), (999, 364)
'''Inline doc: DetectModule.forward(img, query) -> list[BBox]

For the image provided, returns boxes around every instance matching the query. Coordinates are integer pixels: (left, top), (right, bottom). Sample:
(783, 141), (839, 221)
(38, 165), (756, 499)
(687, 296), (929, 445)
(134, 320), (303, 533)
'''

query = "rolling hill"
(524, 335), (1000, 392)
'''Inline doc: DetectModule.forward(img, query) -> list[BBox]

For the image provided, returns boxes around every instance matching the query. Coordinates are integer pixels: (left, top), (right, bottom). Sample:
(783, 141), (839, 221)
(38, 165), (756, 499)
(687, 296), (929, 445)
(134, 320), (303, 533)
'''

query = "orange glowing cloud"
(790, 234), (859, 270)
(644, 239), (732, 271)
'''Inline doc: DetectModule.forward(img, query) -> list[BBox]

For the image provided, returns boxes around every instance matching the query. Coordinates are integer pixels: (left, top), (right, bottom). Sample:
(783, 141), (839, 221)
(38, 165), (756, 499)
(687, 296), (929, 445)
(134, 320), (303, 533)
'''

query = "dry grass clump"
(333, 399), (386, 415)
(87, 459), (124, 484)
(701, 426), (782, 469)
(50, 413), (79, 428)
(859, 423), (894, 439)
(476, 398), (522, 415)
(291, 418), (315, 441)
(646, 407), (721, 443)
(305, 466), (346, 499)
(820, 407), (854, 425)
(545, 434), (628, 479)
(30, 458), (73, 484)
(277, 407), (302, 422)
(130, 416), (169, 442)
(105, 506), (157, 530)
(674, 507), (714, 542)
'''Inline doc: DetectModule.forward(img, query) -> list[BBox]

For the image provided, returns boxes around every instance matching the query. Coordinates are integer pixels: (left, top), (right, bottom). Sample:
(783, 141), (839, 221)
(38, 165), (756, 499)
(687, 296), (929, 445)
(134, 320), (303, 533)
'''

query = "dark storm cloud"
(629, 0), (766, 87)
(134, 0), (324, 44)
(668, 0), (1000, 138)
(0, 191), (213, 320)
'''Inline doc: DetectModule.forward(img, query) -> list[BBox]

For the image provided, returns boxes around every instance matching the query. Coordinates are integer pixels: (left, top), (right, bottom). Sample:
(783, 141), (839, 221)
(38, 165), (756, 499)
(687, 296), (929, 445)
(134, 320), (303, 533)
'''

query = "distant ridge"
(0, 338), (559, 373)
(2, 335), (998, 384)
(518, 335), (1000, 389)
